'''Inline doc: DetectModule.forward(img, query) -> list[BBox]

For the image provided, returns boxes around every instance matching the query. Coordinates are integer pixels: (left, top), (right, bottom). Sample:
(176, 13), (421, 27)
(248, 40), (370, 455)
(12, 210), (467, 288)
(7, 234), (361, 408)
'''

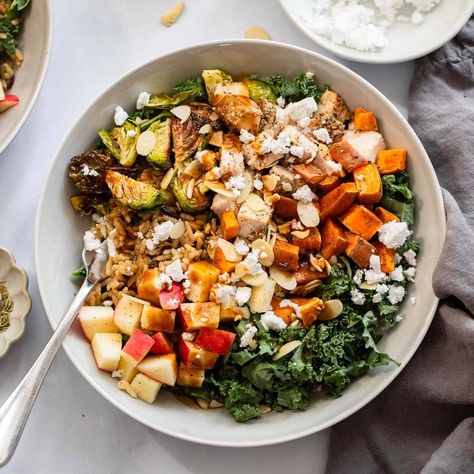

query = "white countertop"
(0, 0), (414, 472)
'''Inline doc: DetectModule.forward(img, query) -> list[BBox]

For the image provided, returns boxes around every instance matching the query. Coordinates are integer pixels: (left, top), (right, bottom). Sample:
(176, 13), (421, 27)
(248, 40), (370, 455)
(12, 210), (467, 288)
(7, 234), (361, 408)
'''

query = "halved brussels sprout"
(171, 168), (209, 213)
(215, 96), (262, 135)
(70, 195), (111, 216)
(201, 69), (232, 105)
(105, 170), (173, 210)
(145, 119), (172, 170)
(146, 77), (207, 109)
(97, 121), (140, 167)
(68, 150), (116, 194)
(243, 78), (277, 104)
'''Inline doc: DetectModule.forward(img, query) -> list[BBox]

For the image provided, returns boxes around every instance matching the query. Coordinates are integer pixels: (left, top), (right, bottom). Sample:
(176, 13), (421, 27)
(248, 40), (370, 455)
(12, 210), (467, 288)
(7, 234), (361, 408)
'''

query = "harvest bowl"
(35, 40), (445, 447)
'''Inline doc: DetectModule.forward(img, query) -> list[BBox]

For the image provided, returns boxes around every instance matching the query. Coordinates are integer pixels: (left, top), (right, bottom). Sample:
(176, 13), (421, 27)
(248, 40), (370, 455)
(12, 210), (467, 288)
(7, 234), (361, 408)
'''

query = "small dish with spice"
(0, 247), (31, 358)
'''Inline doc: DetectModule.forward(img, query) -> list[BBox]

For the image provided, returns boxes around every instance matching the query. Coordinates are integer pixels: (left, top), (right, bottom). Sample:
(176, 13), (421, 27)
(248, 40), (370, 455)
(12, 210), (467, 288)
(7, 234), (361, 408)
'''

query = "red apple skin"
(159, 283), (185, 310)
(0, 94), (19, 113)
(195, 328), (236, 355)
(150, 332), (174, 355)
(178, 302), (220, 331)
(178, 335), (219, 370)
(122, 329), (154, 366)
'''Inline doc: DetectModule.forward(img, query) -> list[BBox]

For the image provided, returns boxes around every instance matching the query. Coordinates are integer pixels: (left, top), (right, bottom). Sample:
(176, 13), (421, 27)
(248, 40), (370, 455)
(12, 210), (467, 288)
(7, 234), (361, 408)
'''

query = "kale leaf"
(381, 172), (415, 224)
(71, 265), (86, 278)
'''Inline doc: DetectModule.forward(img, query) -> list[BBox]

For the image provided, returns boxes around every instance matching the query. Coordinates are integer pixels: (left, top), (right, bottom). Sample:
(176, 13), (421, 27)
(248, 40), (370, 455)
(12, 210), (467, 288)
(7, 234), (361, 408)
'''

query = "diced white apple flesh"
(137, 354), (178, 387)
(130, 373), (162, 403)
(113, 294), (149, 336)
(79, 306), (118, 342)
(117, 356), (139, 383)
(91, 333), (122, 372)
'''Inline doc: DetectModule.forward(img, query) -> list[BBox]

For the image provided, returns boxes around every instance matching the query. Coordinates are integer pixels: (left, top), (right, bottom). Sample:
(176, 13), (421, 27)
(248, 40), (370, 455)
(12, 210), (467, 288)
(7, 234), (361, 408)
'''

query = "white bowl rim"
(278, 0), (474, 64)
(34, 38), (446, 447)
(0, 0), (52, 154)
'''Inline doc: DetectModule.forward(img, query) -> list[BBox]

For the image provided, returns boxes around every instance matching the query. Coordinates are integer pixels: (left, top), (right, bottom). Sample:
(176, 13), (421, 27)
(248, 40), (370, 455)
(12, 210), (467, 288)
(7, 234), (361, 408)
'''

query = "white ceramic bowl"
(35, 40), (445, 447)
(0, 0), (51, 154)
(279, 0), (474, 64)
(0, 248), (31, 358)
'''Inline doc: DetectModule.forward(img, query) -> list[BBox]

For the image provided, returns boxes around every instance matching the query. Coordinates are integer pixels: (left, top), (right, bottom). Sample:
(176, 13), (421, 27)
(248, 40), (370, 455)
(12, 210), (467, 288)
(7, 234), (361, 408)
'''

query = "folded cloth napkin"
(326, 18), (474, 474)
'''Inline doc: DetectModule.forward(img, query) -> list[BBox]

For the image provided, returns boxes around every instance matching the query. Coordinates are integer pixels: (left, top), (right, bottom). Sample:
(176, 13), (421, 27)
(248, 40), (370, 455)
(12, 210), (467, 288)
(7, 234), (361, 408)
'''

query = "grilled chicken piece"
(315, 90), (351, 122)
(211, 194), (238, 217)
(219, 134), (245, 179)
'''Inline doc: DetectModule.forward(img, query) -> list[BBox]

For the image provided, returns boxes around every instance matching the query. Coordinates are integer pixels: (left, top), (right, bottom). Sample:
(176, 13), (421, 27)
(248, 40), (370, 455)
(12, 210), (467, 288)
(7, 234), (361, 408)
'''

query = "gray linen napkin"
(326, 18), (474, 474)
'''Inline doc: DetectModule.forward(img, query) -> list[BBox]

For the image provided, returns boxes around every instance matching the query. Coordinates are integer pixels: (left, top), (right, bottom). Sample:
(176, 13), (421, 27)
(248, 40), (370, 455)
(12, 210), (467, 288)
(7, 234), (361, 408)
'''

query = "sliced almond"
(262, 174), (278, 192)
(175, 395), (199, 409)
(251, 239), (274, 267)
(359, 282), (377, 290)
(297, 201), (320, 228)
(207, 240), (217, 259)
(170, 105), (191, 123)
(245, 193), (266, 212)
(160, 167), (176, 190)
(259, 405), (272, 414)
(273, 340), (302, 361)
(245, 25), (271, 40)
(196, 398), (210, 410)
(291, 229), (310, 239)
(204, 180), (235, 198)
(197, 180), (209, 195)
(170, 220), (186, 239)
(241, 271), (268, 287)
(217, 238), (242, 262)
(209, 399), (224, 409)
(209, 130), (223, 147)
(186, 178), (195, 199)
(232, 262), (248, 280)
(319, 299), (343, 320)
(160, 1), (184, 27)
(237, 172), (254, 204)
(235, 306), (250, 319)
(198, 123), (213, 134)
(183, 159), (203, 178)
(136, 130), (156, 156)
(269, 266), (297, 291)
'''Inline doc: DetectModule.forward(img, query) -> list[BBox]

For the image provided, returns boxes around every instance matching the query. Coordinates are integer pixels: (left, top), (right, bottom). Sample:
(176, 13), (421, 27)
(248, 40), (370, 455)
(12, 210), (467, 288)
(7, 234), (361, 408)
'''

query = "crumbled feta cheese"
(103, 300), (113, 307)
(253, 178), (263, 190)
(106, 238), (117, 257)
(240, 324), (258, 348)
(378, 221), (411, 249)
(389, 265), (404, 282)
(239, 129), (255, 144)
(146, 221), (174, 251)
(292, 185), (317, 203)
(136, 91), (151, 110)
(182, 332), (195, 341)
(365, 268), (386, 285)
(157, 273), (173, 290)
(126, 130), (137, 137)
(353, 269), (364, 286)
(182, 279), (191, 289)
(387, 285), (405, 304)
(404, 267), (416, 282)
(285, 97), (318, 123)
(376, 283), (389, 295)
(324, 160), (342, 174)
(282, 182), (293, 192)
(394, 253), (402, 264)
(411, 10), (424, 24)
(216, 285), (236, 305)
(410, 296), (416, 305)
(235, 287), (252, 306)
(305, 71), (314, 78)
(84, 231), (102, 252)
(260, 311), (287, 331)
(242, 249), (263, 275)
(395, 314), (403, 323)
(279, 299), (302, 319)
(276, 96), (286, 108)
(112, 370), (124, 379)
(290, 145), (305, 158)
(212, 166), (221, 177)
(92, 213), (105, 224)
(134, 117), (146, 125)
(235, 240), (250, 256)
(297, 116), (311, 129)
(351, 288), (366, 305)
(372, 293), (383, 304)
(137, 232), (144, 240)
(403, 249), (417, 266)
(114, 106), (129, 126)
(225, 175), (246, 197)
(81, 164), (99, 177)
(313, 128), (332, 144)
(165, 259), (186, 282)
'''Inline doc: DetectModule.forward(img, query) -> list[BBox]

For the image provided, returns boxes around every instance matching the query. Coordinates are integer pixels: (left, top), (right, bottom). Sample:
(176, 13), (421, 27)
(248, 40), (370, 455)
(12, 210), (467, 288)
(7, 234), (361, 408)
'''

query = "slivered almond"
(186, 178), (195, 199)
(241, 271), (268, 286)
(198, 124), (213, 134)
(160, 167), (175, 190)
(196, 398), (210, 409)
(269, 266), (297, 291)
(217, 238), (242, 262)
(259, 405), (272, 414)
(245, 193), (266, 212)
(209, 400), (224, 409)
(209, 131), (223, 147)
(237, 172), (254, 204)
(233, 262), (248, 279)
(207, 241), (217, 259)
(136, 130), (156, 156)
(251, 239), (274, 267)
(204, 180), (235, 198)
(170, 220), (186, 239)
(297, 201), (320, 228)
(359, 282), (377, 290)
(319, 299), (343, 320)
(183, 159), (203, 178)
(170, 105), (191, 123)
(273, 340), (302, 361)
(291, 230), (310, 239)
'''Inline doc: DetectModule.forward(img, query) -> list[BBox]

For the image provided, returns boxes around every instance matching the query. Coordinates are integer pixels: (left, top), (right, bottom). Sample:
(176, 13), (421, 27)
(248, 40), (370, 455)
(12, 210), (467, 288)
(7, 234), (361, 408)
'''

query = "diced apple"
(121, 329), (155, 367)
(79, 306), (118, 342)
(130, 373), (162, 403)
(141, 305), (175, 332)
(178, 302), (220, 331)
(177, 362), (205, 388)
(0, 94), (19, 113)
(91, 333), (122, 372)
(117, 356), (139, 383)
(195, 328), (236, 355)
(187, 261), (221, 303)
(178, 335), (219, 370)
(150, 332), (174, 355)
(159, 282), (185, 310)
(137, 354), (178, 386)
(113, 294), (149, 336)
(137, 268), (162, 306)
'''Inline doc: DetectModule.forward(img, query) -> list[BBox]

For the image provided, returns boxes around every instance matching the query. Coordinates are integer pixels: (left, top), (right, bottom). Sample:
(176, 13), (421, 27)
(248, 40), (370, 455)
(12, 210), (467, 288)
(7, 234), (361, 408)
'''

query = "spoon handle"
(0, 279), (95, 467)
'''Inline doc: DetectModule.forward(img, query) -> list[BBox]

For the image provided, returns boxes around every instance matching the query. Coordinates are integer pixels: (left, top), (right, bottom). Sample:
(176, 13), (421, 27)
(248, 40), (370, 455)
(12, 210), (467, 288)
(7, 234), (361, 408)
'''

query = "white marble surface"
(0, 0), (414, 472)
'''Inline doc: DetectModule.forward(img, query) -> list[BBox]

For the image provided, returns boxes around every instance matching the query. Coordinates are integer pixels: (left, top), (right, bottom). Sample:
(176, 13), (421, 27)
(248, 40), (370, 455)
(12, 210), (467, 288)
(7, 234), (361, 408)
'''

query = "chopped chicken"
(343, 130), (385, 163)
(258, 100), (289, 134)
(315, 90), (351, 122)
(220, 134), (245, 178)
(211, 194), (238, 217)
(237, 200), (272, 238)
(308, 116), (345, 143)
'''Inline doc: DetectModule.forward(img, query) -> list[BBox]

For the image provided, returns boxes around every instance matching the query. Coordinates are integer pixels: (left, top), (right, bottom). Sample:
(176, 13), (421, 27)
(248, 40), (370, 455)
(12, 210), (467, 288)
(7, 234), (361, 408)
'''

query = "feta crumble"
(404, 267), (416, 282)
(253, 178), (264, 191)
(235, 240), (250, 256)
(297, 116), (311, 129)
(83, 231), (102, 252)
(403, 249), (417, 266)
(106, 238), (117, 257)
(157, 273), (173, 290)
(146, 221), (175, 251)
(165, 259), (186, 282)
(126, 130), (137, 137)
(313, 128), (332, 144)
(216, 285), (236, 305)
(292, 185), (317, 203)
(389, 265), (405, 282)
(225, 175), (246, 197)
(353, 269), (364, 286)
(351, 288), (366, 305)
(378, 221), (411, 249)
(81, 164), (99, 177)
(240, 324), (258, 348)
(290, 145), (305, 159)
(235, 286), (252, 306)
(239, 129), (255, 144)
(114, 106), (129, 126)
(285, 97), (318, 123)
(279, 299), (302, 319)
(136, 91), (151, 110)
(276, 96), (286, 108)
(260, 311), (287, 331)
(387, 285), (406, 304)
(242, 250), (264, 276)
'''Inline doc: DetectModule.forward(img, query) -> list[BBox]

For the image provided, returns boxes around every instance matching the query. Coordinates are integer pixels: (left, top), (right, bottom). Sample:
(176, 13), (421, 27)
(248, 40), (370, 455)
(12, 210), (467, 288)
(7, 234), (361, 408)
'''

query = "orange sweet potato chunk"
(292, 227), (322, 251)
(353, 107), (378, 131)
(373, 242), (395, 273)
(376, 149), (407, 174)
(212, 247), (237, 273)
(294, 262), (328, 285)
(345, 233), (376, 268)
(320, 218), (348, 260)
(293, 163), (326, 185)
(375, 207), (400, 223)
(353, 163), (382, 204)
(271, 297), (294, 324)
(273, 240), (300, 272)
(319, 182), (358, 220)
(273, 196), (299, 219)
(330, 141), (368, 172)
(338, 204), (383, 241)
(318, 175), (342, 193)
(220, 211), (239, 240)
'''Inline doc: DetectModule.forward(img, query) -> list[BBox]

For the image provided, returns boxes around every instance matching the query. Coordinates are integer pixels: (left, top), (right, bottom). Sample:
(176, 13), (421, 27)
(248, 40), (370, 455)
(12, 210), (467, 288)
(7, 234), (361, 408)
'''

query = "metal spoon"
(0, 243), (108, 467)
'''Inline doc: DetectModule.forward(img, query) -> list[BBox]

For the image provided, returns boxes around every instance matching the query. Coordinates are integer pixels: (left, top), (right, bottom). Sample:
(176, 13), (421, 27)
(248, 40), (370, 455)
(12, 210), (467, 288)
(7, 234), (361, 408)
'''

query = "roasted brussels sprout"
(70, 195), (111, 216)
(215, 95), (262, 135)
(105, 170), (173, 210)
(171, 168), (209, 213)
(147, 78), (207, 109)
(201, 69), (232, 105)
(68, 150), (116, 194)
(144, 119), (172, 170)
(97, 121), (140, 167)
(243, 78), (277, 104)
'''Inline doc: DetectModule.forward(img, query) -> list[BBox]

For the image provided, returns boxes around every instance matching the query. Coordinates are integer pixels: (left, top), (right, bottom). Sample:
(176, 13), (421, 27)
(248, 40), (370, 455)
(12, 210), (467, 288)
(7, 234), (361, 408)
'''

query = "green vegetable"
(243, 78), (277, 104)
(319, 258), (354, 302)
(173, 76), (207, 102)
(69, 195), (110, 216)
(71, 266), (86, 278)
(147, 78), (206, 110)
(97, 122), (140, 167)
(170, 168), (209, 213)
(0, 0), (31, 60)
(381, 172), (415, 225)
(145, 119), (172, 170)
(201, 69), (232, 103)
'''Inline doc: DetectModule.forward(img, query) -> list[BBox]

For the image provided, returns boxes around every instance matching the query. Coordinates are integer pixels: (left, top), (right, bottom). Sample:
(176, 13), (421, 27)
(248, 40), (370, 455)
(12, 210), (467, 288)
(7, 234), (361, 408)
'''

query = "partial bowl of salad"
(35, 40), (445, 447)
(0, 0), (51, 154)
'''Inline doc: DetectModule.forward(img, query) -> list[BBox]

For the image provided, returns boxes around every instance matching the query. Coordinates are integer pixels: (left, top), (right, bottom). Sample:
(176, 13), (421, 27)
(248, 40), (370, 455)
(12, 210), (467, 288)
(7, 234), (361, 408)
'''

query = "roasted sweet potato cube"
(330, 141), (368, 172)
(375, 207), (400, 223)
(353, 107), (378, 131)
(293, 163), (326, 185)
(338, 204), (383, 241)
(273, 196), (298, 219)
(271, 297), (294, 324)
(212, 247), (237, 273)
(220, 211), (239, 240)
(290, 297), (324, 328)
(345, 233), (376, 268)
(353, 164), (382, 204)
(273, 240), (300, 272)
(294, 262), (328, 285)
(292, 227), (322, 251)
(376, 149), (407, 174)
(373, 242), (395, 273)
(320, 218), (348, 260)
(318, 175), (342, 193)
(319, 182), (358, 220)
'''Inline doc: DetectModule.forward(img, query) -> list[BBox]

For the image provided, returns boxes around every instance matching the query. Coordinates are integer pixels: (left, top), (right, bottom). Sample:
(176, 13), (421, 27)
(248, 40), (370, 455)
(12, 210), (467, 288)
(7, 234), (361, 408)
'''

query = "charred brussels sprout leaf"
(147, 79), (206, 110)
(173, 77), (207, 102)
(201, 69), (233, 104)
(145, 119), (172, 170)
(97, 122), (140, 167)
(105, 170), (172, 210)
(70, 195), (111, 216)
(171, 168), (209, 213)
(243, 78), (277, 104)
(68, 150), (116, 194)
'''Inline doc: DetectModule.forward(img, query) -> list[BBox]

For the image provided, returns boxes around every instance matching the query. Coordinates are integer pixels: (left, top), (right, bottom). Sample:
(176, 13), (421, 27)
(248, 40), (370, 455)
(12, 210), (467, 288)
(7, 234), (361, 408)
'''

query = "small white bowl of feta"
(279, 0), (474, 63)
